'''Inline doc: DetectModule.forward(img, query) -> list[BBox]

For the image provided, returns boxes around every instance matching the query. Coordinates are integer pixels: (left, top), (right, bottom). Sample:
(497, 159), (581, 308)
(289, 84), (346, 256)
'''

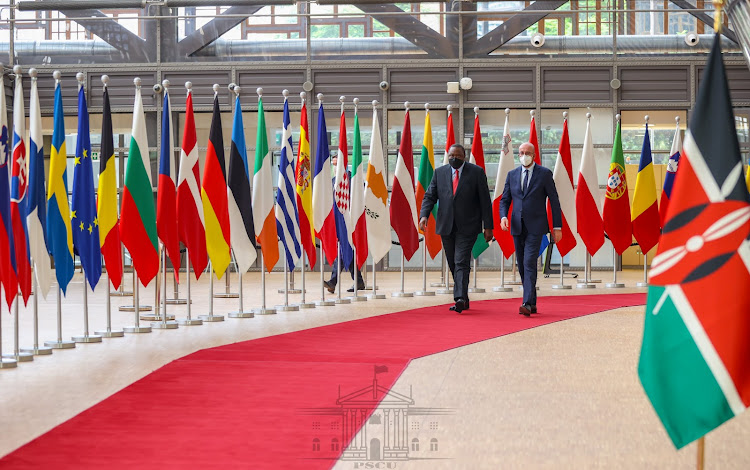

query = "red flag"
(177, 88), (208, 278)
(529, 111), (542, 165)
(390, 107), (419, 261)
(547, 116), (577, 257)
(575, 115), (605, 256)
(157, 86), (180, 280)
(295, 97), (316, 268)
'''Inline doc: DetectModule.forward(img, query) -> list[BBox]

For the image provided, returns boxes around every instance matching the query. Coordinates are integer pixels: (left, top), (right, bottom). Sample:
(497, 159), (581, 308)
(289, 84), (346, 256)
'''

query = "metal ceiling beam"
(60, 9), (152, 62)
(355, 3), (456, 58)
(19, 0), (292, 10)
(669, 0), (738, 43)
(177, 5), (263, 58)
(464, 0), (567, 58)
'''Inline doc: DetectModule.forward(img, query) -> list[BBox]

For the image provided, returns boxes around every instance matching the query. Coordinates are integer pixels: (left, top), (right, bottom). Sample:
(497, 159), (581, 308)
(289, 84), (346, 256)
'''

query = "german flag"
(201, 91), (231, 278)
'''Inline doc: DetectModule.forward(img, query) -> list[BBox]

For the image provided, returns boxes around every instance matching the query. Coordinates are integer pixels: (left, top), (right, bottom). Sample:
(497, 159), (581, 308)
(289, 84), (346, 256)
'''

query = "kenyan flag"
(638, 36), (750, 449)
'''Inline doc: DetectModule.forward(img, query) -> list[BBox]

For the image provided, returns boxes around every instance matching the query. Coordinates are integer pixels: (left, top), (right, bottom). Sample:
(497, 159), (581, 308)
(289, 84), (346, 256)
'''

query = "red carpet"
(1, 293), (645, 469)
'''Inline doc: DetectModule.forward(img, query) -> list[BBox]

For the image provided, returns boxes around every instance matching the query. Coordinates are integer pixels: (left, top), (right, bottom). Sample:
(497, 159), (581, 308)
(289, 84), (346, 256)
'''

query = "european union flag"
(71, 82), (102, 289)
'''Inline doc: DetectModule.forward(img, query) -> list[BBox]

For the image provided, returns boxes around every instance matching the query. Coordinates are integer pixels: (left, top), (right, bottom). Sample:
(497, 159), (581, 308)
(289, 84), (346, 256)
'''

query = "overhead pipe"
(1, 34), (740, 60)
(17, 0), (293, 11)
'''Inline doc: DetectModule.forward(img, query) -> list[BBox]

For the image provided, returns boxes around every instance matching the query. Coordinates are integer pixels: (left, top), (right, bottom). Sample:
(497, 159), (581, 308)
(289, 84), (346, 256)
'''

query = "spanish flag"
(201, 90), (231, 278)
(295, 96), (316, 267)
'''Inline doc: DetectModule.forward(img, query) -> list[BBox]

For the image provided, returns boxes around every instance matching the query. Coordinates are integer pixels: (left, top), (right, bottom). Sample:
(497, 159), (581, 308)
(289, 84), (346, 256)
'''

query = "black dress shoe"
(528, 304), (537, 314)
(323, 280), (335, 294)
(519, 303), (531, 317)
(453, 299), (466, 314)
(347, 283), (366, 292)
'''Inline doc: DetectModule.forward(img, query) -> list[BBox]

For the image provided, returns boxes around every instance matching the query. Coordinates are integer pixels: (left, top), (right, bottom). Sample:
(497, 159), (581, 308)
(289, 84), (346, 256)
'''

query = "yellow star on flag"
(93, 217), (98, 227)
(79, 221), (84, 231)
(83, 149), (88, 158)
(74, 156), (81, 166)
(71, 210), (77, 219)
(88, 224), (93, 234)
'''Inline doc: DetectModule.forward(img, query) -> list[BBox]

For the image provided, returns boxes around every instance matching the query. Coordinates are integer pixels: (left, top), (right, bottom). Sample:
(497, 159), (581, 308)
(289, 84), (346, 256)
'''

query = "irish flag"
(252, 91), (280, 271)
(120, 79), (159, 286)
(639, 37), (750, 449)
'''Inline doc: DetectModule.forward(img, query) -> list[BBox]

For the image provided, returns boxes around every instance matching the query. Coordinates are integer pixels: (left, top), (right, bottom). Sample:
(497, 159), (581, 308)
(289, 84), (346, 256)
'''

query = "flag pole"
(4, 296), (33, 362)
(22, 262), (54, 354)
(276, 256), (299, 311)
(577, 253), (596, 289)
(494, 251), (512, 292)
(392, 249), (413, 297)
(432, 255), (447, 288)
(696, 436), (705, 470)
(124, 274), (152, 333)
(72, 275), (103, 342)
(436, 253), (452, 294)
(200, 263), (225, 322)
(508, 253), (522, 285)
(0, 291), (18, 368)
(215, 267), (238, 298)
(469, 258), (485, 293)
(637, 252), (649, 287)
(152, 246), (178, 328)
(335, 242), (351, 304)
(351, 245), (367, 301)
(415, 237), (434, 296)
(229, 250), (255, 317)
(298, 252), (315, 308)
(94, 273), (125, 337)
(177, 249), (202, 325)
(254, 250), (277, 314)
(119, 271), (153, 312)
(606, 245), (625, 288)
(551, 245), (571, 289)
(45, 287), (76, 348)
(317, 245), (334, 306)
(367, 257), (386, 300)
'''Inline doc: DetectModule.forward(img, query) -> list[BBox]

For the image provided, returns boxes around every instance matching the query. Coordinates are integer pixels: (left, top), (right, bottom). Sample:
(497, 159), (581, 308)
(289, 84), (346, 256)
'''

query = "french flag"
(311, 99), (337, 265)
(157, 84), (179, 280)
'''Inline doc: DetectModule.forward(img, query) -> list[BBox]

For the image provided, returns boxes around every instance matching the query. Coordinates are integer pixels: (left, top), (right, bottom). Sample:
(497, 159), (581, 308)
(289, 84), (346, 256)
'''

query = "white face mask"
(520, 154), (533, 167)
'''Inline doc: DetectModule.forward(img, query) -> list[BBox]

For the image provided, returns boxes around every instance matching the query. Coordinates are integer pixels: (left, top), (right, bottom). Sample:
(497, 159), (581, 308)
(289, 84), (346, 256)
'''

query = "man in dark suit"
(499, 142), (562, 317)
(420, 144), (493, 314)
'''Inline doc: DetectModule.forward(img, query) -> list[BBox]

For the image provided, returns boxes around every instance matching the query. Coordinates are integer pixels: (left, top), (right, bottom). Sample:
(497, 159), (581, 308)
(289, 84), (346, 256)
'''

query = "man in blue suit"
(499, 142), (563, 317)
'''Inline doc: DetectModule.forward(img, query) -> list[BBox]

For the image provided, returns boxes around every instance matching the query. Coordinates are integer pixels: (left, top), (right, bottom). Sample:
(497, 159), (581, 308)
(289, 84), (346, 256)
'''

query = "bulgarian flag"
(252, 90), (280, 271)
(120, 79), (159, 286)
(639, 37), (750, 449)
(416, 107), (441, 259)
(469, 110), (489, 259)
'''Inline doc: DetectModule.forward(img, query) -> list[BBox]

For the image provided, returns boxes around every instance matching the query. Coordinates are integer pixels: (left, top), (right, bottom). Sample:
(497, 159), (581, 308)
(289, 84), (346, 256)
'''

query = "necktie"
(522, 169), (529, 194)
(453, 168), (459, 195)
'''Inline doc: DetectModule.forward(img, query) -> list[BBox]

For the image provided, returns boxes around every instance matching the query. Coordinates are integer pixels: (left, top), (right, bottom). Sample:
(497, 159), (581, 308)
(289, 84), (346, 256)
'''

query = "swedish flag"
(46, 77), (74, 294)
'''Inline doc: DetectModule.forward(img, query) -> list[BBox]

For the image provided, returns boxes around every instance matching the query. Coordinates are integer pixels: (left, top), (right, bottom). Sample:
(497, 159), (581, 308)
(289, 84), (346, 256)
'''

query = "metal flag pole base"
(493, 286), (512, 292)
(335, 297), (351, 304)
(415, 240), (434, 296)
(178, 318), (204, 325)
(605, 282), (625, 288)
(552, 284), (572, 290)
(21, 346), (53, 355)
(551, 253), (572, 290)
(315, 299), (336, 306)
(5, 298), (34, 361)
(95, 277), (125, 337)
(392, 254), (413, 298)
(278, 289), (303, 294)
(431, 254), (447, 287)
(177, 252), (203, 325)
(317, 245), (335, 306)
(275, 260), (299, 310)
(119, 305), (152, 312)
(493, 256), (512, 291)
(252, 254), (277, 314)
(214, 268), (239, 298)
(151, 320), (179, 329)
(199, 269), (225, 322)
(349, 293), (368, 301)
(297, 253), (316, 309)
(228, 311), (254, 318)
(124, 277), (152, 333)
(166, 270), (188, 304)
(45, 288), (76, 349)
(275, 304), (299, 311)
(72, 281), (103, 343)
(71, 334), (103, 343)
(506, 253), (523, 285)
(0, 358), (17, 368)
(165, 298), (189, 305)
(2, 352), (33, 362)
(22, 271), (54, 355)
(140, 313), (176, 321)
(414, 290), (435, 296)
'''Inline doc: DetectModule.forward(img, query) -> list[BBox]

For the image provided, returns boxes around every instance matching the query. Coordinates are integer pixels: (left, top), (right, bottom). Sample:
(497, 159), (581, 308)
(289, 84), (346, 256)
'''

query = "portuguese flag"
(602, 119), (632, 255)
(120, 82), (158, 286)
(638, 36), (750, 449)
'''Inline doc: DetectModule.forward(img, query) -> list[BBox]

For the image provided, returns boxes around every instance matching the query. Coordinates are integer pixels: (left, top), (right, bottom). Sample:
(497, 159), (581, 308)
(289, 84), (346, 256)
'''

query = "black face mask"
(449, 157), (463, 169)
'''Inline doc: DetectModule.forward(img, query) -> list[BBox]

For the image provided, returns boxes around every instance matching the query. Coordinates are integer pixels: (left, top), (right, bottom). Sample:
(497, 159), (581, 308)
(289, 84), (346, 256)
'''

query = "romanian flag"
(10, 69), (31, 304)
(0, 77), (17, 309)
(157, 84), (180, 279)
(252, 92), (279, 272)
(631, 121), (661, 254)
(46, 74), (74, 294)
(201, 91), (232, 278)
(97, 84), (123, 290)
(416, 107), (441, 259)
(120, 79), (159, 286)
(71, 80), (102, 290)
(295, 95), (316, 267)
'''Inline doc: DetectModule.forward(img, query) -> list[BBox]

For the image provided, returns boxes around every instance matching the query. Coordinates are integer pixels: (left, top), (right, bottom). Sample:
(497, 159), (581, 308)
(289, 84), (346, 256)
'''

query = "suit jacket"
(498, 164), (562, 236)
(419, 162), (493, 236)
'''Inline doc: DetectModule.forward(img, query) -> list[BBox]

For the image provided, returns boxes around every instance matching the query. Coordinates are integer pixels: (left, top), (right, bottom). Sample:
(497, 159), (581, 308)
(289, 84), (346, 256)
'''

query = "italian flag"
(252, 94), (279, 271)
(120, 82), (158, 286)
